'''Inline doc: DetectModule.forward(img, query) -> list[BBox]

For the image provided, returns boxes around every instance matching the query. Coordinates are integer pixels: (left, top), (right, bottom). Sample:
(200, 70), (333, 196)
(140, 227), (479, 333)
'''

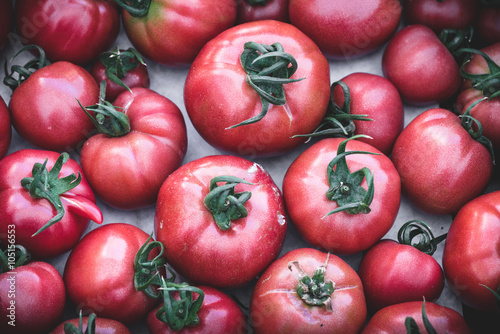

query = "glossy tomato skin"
(14, 0), (120, 65)
(361, 301), (472, 334)
(382, 24), (461, 106)
(184, 20), (330, 158)
(250, 248), (367, 334)
(0, 149), (102, 259)
(236, 0), (289, 24)
(146, 285), (248, 334)
(80, 88), (187, 210)
(64, 223), (160, 325)
(289, 0), (401, 59)
(50, 317), (131, 334)
(9, 61), (99, 152)
(154, 155), (287, 289)
(0, 95), (11, 160)
(0, 262), (66, 334)
(391, 108), (493, 215)
(358, 239), (445, 312)
(283, 138), (401, 255)
(0, 0), (13, 50)
(442, 191), (500, 312)
(122, 0), (236, 67)
(332, 72), (404, 155)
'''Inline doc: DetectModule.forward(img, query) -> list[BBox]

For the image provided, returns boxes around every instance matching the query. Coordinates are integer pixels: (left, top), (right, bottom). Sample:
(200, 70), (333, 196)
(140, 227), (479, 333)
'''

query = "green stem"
(3, 44), (50, 91)
(457, 47), (500, 99)
(113, 0), (151, 17)
(397, 220), (447, 256)
(63, 311), (96, 334)
(405, 299), (438, 334)
(438, 27), (473, 63)
(98, 46), (146, 93)
(0, 245), (30, 273)
(134, 233), (168, 299)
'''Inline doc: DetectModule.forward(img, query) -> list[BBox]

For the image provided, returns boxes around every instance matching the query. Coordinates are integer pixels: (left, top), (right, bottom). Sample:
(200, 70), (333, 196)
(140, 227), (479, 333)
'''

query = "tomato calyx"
(405, 299), (437, 334)
(288, 253), (335, 311)
(98, 46), (146, 93)
(460, 102), (496, 164)
(204, 175), (254, 231)
(325, 135), (380, 216)
(3, 44), (50, 91)
(113, 0), (151, 17)
(397, 220), (447, 256)
(227, 41), (305, 129)
(134, 233), (168, 299)
(63, 310), (97, 334)
(459, 47), (500, 99)
(438, 27), (473, 64)
(0, 245), (30, 273)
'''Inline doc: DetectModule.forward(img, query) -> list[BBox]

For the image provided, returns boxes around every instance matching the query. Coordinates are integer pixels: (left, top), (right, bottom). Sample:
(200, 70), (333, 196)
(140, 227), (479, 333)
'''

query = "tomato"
(289, 0), (401, 59)
(361, 301), (472, 334)
(118, 0), (237, 67)
(64, 223), (165, 325)
(391, 108), (493, 215)
(0, 0), (13, 50)
(283, 137), (401, 255)
(382, 24), (462, 106)
(0, 96), (11, 160)
(154, 155), (287, 289)
(0, 261), (66, 334)
(0, 149), (102, 259)
(79, 87), (187, 210)
(476, 5), (500, 46)
(14, 0), (120, 65)
(442, 190), (500, 312)
(50, 313), (131, 334)
(236, 0), (289, 24)
(250, 248), (366, 333)
(184, 20), (330, 157)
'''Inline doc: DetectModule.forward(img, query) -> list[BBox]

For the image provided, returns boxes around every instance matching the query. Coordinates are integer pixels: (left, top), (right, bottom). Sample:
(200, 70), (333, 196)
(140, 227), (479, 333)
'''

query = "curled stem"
(3, 44), (50, 91)
(134, 233), (168, 299)
(397, 220), (447, 256)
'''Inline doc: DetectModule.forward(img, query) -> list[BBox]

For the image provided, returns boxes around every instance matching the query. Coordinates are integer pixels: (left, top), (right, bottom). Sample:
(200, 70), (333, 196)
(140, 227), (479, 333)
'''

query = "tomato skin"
(50, 317), (131, 334)
(361, 301), (472, 334)
(250, 248), (367, 334)
(283, 138), (401, 255)
(184, 20), (330, 158)
(332, 72), (404, 156)
(442, 191), (500, 312)
(80, 88), (187, 210)
(476, 6), (500, 46)
(146, 286), (248, 334)
(64, 223), (160, 325)
(236, 0), (289, 24)
(382, 24), (461, 106)
(154, 155), (287, 289)
(391, 108), (493, 215)
(0, 262), (66, 334)
(289, 0), (401, 59)
(14, 0), (119, 65)
(0, 149), (102, 259)
(121, 0), (236, 67)
(0, 96), (11, 160)
(0, 0), (13, 50)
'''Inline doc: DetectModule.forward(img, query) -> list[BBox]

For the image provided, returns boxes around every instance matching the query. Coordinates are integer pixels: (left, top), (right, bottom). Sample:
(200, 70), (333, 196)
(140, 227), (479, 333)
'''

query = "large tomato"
(14, 0), (120, 65)
(391, 108), (493, 215)
(118, 0), (236, 67)
(476, 4), (500, 46)
(289, 0), (401, 59)
(0, 149), (102, 259)
(250, 248), (367, 334)
(154, 155), (287, 289)
(0, 96), (11, 160)
(236, 0), (289, 24)
(50, 313), (131, 334)
(0, 0), (13, 50)
(184, 20), (330, 157)
(282, 137), (401, 255)
(79, 87), (187, 210)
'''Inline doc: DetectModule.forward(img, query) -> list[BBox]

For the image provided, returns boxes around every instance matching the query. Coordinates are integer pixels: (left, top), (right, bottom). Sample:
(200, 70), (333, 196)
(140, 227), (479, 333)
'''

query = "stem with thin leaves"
(397, 220), (447, 256)
(3, 44), (50, 91)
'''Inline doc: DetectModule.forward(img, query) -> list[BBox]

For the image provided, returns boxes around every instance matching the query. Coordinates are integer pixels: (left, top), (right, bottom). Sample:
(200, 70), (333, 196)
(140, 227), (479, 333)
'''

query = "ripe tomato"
(154, 155), (287, 289)
(382, 24), (461, 105)
(0, 0), (13, 50)
(118, 0), (236, 67)
(79, 87), (187, 210)
(391, 108), (493, 215)
(476, 5), (500, 46)
(184, 20), (330, 157)
(236, 0), (289, 24)
(442, 191), (500, 312)
(50, 313), (131, 334)
(14, 0), (120, 65)
(0, 96), (11, 160)
(289, 0), (401, 59)
(250, 248), (367, 333)
(283, 137), (401, 255)
(0, 149), (102, 259)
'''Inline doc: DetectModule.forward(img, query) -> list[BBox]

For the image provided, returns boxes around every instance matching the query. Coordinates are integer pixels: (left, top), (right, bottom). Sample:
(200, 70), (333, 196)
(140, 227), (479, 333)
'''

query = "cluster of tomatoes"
(0, 0), (499, 333)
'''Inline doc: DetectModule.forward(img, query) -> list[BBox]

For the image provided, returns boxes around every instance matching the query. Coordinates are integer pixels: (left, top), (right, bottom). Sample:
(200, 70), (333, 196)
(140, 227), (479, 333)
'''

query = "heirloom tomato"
(184, 20), (330, 157)
(154, 155), (287, 289)
(391, 108), (493, 215)
(250, 248), (367, 334)
(0, 0), (13, 50)
(0, 149), (102, 259)
(51, 313), (131, 334)
(236, 0), (289, 24)
(283, 136), (401, 255)
(0, 96), (11, 160)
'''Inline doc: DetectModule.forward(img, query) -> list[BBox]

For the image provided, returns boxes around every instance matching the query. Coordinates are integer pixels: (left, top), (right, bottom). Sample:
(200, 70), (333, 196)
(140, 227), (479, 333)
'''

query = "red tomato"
(382, 24), (462, 106)
(391, 108), (493, 215)
(289, 0), (401, 59)
(283, 137), (401, 255)
(0, 149), (102, 259)
(184, 20), (330, 157)
(119, 0), (236, 67)
(0, 96), (11, 160)
(250, 248), (367, 334)
(0, 0), (13, 50)
(0, 261), (66, 334)
(236, 0), (289, 24)
(476, 5), (500, 46)
(361, 301), (472, 334)
(50, 314), (131, 334)
(154, 155), (287, 289)
(147, 285), (248, 334)
(14, 0), (120, 65)
(442, 191), (500, 312)
(64, 223), (162, 325)
(80, 87), (187, 209)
